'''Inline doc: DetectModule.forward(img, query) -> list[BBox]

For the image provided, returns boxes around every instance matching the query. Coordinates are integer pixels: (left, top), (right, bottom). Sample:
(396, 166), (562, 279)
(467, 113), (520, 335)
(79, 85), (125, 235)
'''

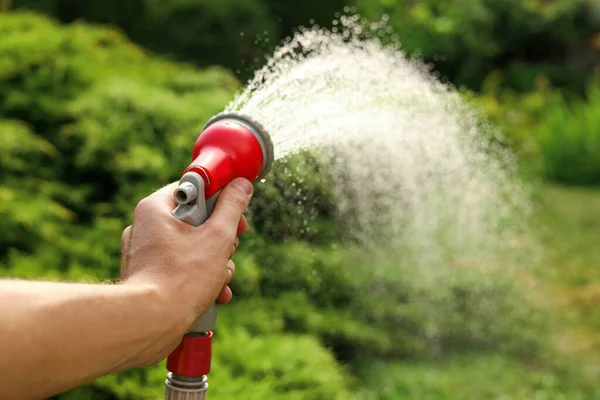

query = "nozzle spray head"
(182, 112), (274, 199)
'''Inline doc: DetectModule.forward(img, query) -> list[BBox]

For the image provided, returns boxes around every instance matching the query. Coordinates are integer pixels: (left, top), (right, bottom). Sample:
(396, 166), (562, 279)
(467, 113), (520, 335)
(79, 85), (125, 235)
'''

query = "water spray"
(165, 112), (274, 400)
(163, 14), (529, 398)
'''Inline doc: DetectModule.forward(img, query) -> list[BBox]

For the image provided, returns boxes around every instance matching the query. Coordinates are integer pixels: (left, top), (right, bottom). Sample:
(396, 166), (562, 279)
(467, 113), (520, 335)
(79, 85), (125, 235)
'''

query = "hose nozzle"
(167, 112), (274, 398)
(174, 182), (198, 205)
(183, 112), (274, 199)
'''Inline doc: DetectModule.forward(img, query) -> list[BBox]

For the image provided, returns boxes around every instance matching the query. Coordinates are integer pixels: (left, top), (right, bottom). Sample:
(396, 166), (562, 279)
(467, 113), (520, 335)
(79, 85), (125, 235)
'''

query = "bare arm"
(0, 178), (253, 400)
(0, 281), (175, 400)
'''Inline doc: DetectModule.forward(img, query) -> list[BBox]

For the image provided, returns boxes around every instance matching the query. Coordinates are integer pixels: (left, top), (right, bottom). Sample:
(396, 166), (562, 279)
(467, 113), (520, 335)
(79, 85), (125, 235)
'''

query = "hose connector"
(165, 373), (208, 400)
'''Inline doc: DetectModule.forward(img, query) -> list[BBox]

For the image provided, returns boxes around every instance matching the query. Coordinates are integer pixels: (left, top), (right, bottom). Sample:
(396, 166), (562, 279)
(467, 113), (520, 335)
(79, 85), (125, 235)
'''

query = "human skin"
(0, 178), (254, 400)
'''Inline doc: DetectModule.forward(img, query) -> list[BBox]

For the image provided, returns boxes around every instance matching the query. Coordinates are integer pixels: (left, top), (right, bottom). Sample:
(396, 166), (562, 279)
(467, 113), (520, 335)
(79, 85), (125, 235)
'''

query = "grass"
(531, 184), (600, 382)
(357, 355), (594, 400)
(354, 183), (600, 400)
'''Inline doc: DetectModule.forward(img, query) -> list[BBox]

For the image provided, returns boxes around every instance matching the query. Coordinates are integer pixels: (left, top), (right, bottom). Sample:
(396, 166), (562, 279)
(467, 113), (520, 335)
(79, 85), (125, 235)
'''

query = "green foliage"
(14, 0), (277, 77)
(356, 355), (597, 400)
(13, 0), (345, 79)
(141, 0), (278, 72)
(13, 0), (600, 96)
(249, 152), (340, 244)
(232, 242), (546, 365)
(538, 84), (600, 185)
(261, 0), (345, 38)
(478, 73), (600, 185)
(354, 0), (596, 92)
(0, 12), (236, 281)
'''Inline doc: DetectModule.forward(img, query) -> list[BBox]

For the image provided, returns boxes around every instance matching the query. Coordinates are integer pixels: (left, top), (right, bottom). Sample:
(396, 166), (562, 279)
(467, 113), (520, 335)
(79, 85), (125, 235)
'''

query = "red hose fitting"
(166, 332), (213, 377)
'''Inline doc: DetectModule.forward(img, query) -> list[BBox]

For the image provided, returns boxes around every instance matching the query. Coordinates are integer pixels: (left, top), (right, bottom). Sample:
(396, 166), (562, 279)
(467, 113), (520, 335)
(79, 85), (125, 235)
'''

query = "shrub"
(538, 84), (600, 185)
(235, 243), (547, 363)
(14, 0), (279, 75)
(0, 12), (237, 280)
(356, 355), (596, 400)
(480, 75), (600, 185)
(248, 151), (341, 244)
(354, 0), (595, 92)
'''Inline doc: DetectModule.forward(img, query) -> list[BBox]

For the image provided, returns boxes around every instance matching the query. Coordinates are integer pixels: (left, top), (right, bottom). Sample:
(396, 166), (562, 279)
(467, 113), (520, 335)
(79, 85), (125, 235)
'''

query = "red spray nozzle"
(183, 112), (274, 198)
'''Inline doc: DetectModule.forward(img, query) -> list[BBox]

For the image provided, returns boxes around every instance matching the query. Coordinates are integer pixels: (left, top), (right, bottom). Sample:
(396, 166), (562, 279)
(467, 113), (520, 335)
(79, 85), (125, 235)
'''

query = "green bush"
(248, 151), (341, 244)
(354, 0), (595, 92)
(478, 74), (600, 185)
(356, 355), (597, 400)
(14, 0), (598, 95)
(538, 84), (600, 185)
(14, 0), (279, 75)
(234, 242), (546, 364)
(476, 72), (553, 161)
(0, 12), (236, 281)
(14, 0), (346, 79)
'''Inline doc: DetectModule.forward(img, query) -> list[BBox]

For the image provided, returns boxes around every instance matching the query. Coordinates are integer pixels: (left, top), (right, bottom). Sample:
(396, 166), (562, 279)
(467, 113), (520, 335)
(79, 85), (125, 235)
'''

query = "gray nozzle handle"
(172, 172), (220, 333)
(173, 173), (209, 227)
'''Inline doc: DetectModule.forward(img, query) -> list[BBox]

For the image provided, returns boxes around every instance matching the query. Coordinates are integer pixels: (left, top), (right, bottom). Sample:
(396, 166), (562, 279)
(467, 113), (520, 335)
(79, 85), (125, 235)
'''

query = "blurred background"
(1, 0), (599, 399)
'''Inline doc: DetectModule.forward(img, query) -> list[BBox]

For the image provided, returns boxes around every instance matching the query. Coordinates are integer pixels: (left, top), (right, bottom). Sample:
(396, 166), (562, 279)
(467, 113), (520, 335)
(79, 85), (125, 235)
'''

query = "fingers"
(237, 215), (248, 236)
(203, 178), (253, 245)
(216, 285), (232, 304)
(226, 259), (236, 284)
(134, 182), (179, 219)
(119, 225), (132, 279)
(232, 237), (239, 257)
(216, 260), (236, 304)
(121, 225), (132, 252)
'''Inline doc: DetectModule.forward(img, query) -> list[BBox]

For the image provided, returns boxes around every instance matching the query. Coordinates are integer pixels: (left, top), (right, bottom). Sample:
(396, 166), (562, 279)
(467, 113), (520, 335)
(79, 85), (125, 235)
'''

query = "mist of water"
(228, 14), (533, 274)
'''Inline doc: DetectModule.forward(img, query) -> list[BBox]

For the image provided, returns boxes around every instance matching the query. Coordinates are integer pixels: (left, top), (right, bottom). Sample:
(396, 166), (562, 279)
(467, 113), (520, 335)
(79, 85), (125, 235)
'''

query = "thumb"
(205, 178), (253, 242)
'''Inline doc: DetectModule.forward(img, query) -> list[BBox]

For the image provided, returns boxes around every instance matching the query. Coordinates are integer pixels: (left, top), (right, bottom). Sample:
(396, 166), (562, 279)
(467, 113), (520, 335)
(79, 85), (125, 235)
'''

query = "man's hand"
(118, 178), (253, 365)
(0, 178), (254, 400)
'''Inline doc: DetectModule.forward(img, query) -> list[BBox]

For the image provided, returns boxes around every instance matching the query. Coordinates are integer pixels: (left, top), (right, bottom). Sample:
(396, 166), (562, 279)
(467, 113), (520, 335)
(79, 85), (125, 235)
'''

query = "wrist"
(119, 282), (191, 342)
(120, 270), (218, 336)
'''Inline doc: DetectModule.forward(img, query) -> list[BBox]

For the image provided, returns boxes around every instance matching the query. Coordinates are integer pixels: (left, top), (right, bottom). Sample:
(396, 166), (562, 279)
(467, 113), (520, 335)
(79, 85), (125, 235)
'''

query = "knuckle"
(134, 197), (151, 216)
(205, 220), (231, 239)
(223, 191), (247, 211)
(121, 225), (132, 247)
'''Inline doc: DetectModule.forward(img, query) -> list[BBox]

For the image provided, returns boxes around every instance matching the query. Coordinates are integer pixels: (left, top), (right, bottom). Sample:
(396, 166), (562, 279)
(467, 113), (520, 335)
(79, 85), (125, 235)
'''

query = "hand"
(0, 179), (254, 396)
(119, 177), (253, 339)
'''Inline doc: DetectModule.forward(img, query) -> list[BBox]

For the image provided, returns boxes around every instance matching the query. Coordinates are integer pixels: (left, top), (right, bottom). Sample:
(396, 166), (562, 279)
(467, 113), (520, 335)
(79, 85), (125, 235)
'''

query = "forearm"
(0, 280), (181, 400)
